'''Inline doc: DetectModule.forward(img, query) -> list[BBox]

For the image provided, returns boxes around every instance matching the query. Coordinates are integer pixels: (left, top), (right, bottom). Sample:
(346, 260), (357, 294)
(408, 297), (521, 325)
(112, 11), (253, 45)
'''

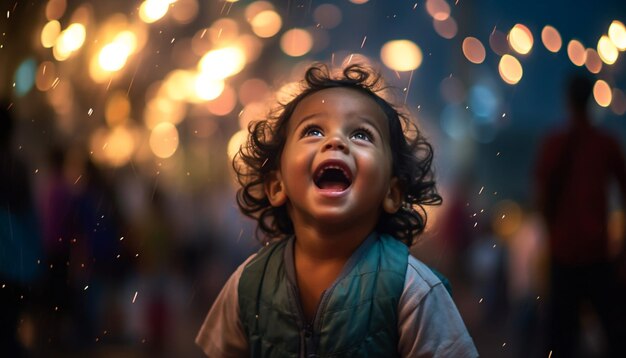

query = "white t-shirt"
(196, 254), (478, 357)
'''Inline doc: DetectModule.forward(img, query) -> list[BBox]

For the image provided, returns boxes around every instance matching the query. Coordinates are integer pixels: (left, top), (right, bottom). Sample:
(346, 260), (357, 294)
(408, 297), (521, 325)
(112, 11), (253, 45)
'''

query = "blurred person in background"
(534, 73), (626, 357)
(0, 101), (42, 356)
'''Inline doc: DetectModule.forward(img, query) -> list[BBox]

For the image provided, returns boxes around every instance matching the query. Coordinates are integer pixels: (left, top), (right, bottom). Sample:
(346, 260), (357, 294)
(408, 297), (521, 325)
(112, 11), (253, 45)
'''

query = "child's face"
(267, 87), (401, 231)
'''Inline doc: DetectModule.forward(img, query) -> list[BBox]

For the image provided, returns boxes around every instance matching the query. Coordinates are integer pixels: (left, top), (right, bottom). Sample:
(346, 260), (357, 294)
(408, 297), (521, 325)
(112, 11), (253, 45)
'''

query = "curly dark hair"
(233, 63), (442, 246)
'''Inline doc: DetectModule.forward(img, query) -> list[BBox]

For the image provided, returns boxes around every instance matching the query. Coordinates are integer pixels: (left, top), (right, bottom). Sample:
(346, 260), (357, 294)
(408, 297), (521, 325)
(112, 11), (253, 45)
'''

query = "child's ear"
(383, 177), (403, 214)
(264, 170), (288, 207)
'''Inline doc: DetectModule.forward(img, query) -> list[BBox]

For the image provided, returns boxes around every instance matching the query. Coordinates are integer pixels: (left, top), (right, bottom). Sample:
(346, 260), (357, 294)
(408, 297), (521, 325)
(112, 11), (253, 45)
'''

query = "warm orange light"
(509, 23), (533, 55)
(541, 25), (562, 53)
(380, 40), (423, 71)
(593, 80), (612, 107)
(608, 20), (626, 50)
(584, 49), (603, 74)
(150, 122), (179, 159)
(498, 54), (523, 85)
(313, 4), (342, 29)
(207, 85), (237, 116)
(598, 35), (618, 65)
(198, 47), (246, 80)
(567, 40), (586, 66)
(280, 28), (313, 57)
(462, 37), (486, 64)
(250, 10), (282, 38)
(433, 17), (457, 39)
(227, 130), (249, 160)
(139, 0), (174, 24)
(41, 20), (61, 48)
(105, 91), (131, 127)
(425, 0), (450, 21)
(35, 61), (57, 91)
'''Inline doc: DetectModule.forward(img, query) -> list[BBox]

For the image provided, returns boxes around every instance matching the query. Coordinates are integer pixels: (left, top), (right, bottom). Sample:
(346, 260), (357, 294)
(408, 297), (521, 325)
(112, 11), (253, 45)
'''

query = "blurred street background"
(1, 0), (626, 356)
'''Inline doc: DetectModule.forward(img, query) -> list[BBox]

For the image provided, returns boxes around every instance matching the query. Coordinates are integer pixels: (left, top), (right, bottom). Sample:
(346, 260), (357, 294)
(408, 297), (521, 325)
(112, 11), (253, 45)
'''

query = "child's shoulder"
(404, 255), (448, 296)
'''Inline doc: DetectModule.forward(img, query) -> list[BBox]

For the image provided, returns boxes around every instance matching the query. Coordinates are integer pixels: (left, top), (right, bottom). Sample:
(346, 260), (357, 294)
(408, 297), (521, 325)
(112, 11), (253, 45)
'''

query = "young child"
(196, 63), (478, 357)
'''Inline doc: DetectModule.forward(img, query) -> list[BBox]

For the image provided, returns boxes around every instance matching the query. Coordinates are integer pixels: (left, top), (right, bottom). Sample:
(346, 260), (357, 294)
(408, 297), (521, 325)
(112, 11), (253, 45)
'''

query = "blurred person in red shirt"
(535, 73), (626, 357)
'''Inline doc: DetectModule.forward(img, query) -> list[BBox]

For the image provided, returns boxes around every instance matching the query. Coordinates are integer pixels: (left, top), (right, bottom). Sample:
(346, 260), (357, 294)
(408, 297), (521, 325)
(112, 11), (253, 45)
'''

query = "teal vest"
(238, 233), (408, 357)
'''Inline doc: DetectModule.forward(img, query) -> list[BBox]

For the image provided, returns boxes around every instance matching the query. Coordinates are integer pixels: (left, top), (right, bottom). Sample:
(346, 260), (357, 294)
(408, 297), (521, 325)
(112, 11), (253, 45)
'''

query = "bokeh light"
(139, 0), (174, 24)
(239, 78), (270, 105)
(541, 25), (562, 53)
(195, 75), (225, 101)
(150, 122), (180, 159)
(90, 126), (136, 167)
(380, 40), (423, 71)
(206, 85), (237, 116)
(597, 35), (619, 65)
(567, 40), (586, 66)
(584, 48), (603, 74)
(14, 58), (37, 97)
(105, 91), (131, 127)
(198, 46), (246, 80)
(313, 4), (342, 29)
(41, 20), (61, 48)
(35, 61), (57, 91)
(170, 0), (198, 24)
(98, 31), (137, 72)
(462, 37), (486, 64)
(45, 0), (66, 21)
(53, 23), (86, 61)
(280, 28), (313, 57)
(509, 24), (534, 55)
(593, 79), (612, 107)
(209, 18), (240, 45)
(498, 54), (523, 85)
(245, 1), (275, 20)
(426, 0), (451, 21)
(433, 17), (457, 39)
(489, 30), (509, 56)
(349, 0), (370, 4)
(608, 20), (626, 50)
(144, 96), (186, 129)
(249, 10), (282, 38)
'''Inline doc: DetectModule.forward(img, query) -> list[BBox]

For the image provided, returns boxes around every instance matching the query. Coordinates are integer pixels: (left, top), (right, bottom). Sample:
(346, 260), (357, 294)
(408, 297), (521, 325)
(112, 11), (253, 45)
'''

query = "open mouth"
(313, 160), (353, 191)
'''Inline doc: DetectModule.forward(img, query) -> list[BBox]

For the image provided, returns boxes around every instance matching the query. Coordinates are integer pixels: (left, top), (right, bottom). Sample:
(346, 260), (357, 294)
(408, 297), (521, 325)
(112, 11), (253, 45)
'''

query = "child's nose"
(322, 136), (349, 153)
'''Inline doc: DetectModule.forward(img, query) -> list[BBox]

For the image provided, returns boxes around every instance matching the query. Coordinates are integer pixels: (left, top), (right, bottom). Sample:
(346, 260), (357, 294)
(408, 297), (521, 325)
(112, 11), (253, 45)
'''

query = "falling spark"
(502, 113), (506, 117)
(496, 152), (501, 156)
(473, 222), (477, 228)
(35, 169), (39, 173)
(74, 175), (82, 185)
(347, 53), (354, 64)
(132, 291), (138, 303)
(502, 343), (507, 347)
(120, 236), (124, 241)
(361, 36), (367, 48)
(479, 298), (483, 303)
(493, 244), (497, 248)
(88, 108), (93, 116)
(201, 29), (207, 38)
(84, 285), (89, 291)
(537, 296), (541, 300)
(549, 351), (553, 358)
(404, 70), (414, 104)
(7, 11), (9, 18)
(51, 77), (60, 89)
(501, 215), (506, 219)
(261, 158), (269, 167)
(479, 186), (484, 195)
(413, 3), (417, 10)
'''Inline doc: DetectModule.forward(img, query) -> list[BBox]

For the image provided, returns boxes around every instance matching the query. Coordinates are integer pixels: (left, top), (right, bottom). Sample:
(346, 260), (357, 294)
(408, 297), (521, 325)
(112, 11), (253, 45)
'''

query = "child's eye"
(351, 128), (374, 142)
(301, 125), (323, 138)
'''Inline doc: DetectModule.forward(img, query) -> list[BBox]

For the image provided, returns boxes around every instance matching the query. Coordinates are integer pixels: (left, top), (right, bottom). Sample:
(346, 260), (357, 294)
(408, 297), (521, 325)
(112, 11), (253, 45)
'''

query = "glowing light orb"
(608, 20), (626, 50)
(46, 0), (66, 21)
(567, 40), (586, 66)
(492, 200), (523, 238)
(462, 37), (486, 64)
(489, 30), (509, 56)
(105, 91), (131, 127)
(198, 47), (246, 80)
(207, 85), (237, 116)
(195, 75), (225, 101)
(280, 28), (313, 57)
(35, 61), (57, 91)
(53, 23), (86, 61)
(90, 126), (135, 167)
(150, 122), (179, 159)
(433, 17), (457, 40)
(348, 0), (369, 4)
(380, 40), (423, 71)
(426, 0), (450, 21)
(313, 4), (342, 29)
(41, 20), (61, 48)
(498, 54), (523, 85)
(98, 31), (137, 72)
(139, 0), (174, 24)
(508, 24), (533, 55)
(250, 10), (282, 38)
(238, 78), (270, 105)
(597, 35), (618, 65)
(245, 1), (274, 20)
(584, 49), (603, 74)
(541, 25), (562, 53)
(593, 80), (612, 107)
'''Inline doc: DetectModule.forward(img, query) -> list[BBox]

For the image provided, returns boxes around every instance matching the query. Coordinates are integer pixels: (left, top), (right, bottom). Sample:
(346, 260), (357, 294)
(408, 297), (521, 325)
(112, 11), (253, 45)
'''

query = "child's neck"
(292, 223), (374, 262)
